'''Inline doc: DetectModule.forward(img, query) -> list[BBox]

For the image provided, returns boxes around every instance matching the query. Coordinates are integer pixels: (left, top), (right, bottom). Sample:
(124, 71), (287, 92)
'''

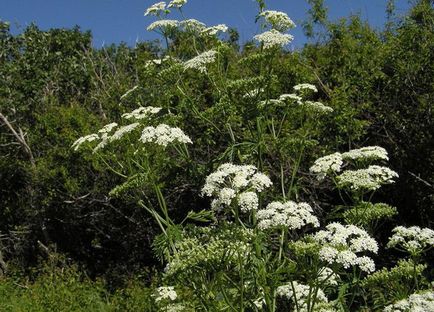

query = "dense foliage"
(0, 0), (433, 310)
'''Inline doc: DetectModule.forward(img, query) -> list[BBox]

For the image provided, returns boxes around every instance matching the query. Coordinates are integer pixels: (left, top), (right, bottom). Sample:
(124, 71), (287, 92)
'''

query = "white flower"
(356, 256), (376, 273)
(342, 146), (389, 161)
(387, 226), (434, 254)
(154, 286), (177, 302)
(277, 281), (328, 311)
(258, 99), (283, 107)
(279, 93), (302, 102)
(180, 19), (206, 32)
(144, 1), (167, 16)
(202, 163), (272, 212)
(257, 201), (320, 230)
(219, 187), (236, 206)
(167, 0), (187, 9)
(183, 50), (218, 73)
(145, 55), (175, 68)
(98, 122), (118, 134)
(238, 192), (259, 212)
(384, 291), (434, 312)
(202, 24), (228, 36)
(303, 101), (334, 113)
(93, 133), (109, 152)
(253, 297), (265, 309)
(253, 29), (294, 49)
(294, 83), (318, 92)
(309, 152), (343, 180)
(122, 106), (162, 120)
(72, 134), (99, 151)
(250, 173), (273, 192)
(313, 223), (378, 272)
(140, 124), (193, 147)
(147, 19), (179, 31)
(259, 10), (296, 32)
(110, 123), (140, 142)
(337, 165), (399, 191)
(318, 267), (339, 286)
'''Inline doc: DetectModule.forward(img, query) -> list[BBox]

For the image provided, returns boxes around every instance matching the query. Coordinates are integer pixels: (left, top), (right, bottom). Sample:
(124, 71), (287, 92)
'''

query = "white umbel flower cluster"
(154, 286), (177, 302)
(110, 123), (140, 142)
(279, 93), (302, 102)
(276, 281), (328, 311)
(313, 223), (378, 272)
(309, 153), (343, 180)
(387, 226), (434, 255)
(202, 163), (272, 212)
(167, 0), (187, 9)
(383, 291), (434, 312)
(303, 101), (334, 113)
(147, 19), (179, 31)
(93, 123), (119, 152)
(256, 201), (320, 230)
(261, 86), (332, 113)
(337, 165), (399, 191)
(253, 29), (294, 50)
(201, 24), (228, 36)
(294, 83), (318, 93)
(180, 19), (206, 32)
(318, 267), (339, 286)
(238, 192), (259, 213)
(98, 123), (118, 134)
(72, 134), (99, 151)
(184, 50), (218, 73)
(140, 124), (193, 147)
(310, 146), (396, 185)
(144, 1), (167, 16)
(342, 146), (389, 161)
(122, 106), (162, 120)
(259, 10), (296, 32)
(145, 55), (175, 68)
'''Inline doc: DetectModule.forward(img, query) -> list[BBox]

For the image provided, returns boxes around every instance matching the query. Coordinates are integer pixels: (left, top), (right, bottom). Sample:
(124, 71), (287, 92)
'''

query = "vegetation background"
(0, 0), (433, 310)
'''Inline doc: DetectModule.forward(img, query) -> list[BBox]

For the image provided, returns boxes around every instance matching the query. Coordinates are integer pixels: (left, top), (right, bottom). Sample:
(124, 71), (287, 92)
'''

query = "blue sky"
(2, 0), (412, 48)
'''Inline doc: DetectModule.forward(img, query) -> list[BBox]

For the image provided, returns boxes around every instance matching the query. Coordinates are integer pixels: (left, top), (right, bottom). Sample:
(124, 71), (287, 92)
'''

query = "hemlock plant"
(71, 0), (434, 311)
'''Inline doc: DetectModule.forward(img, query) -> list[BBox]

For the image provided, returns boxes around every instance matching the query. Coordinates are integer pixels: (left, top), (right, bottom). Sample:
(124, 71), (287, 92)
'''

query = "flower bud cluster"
(165, 227), (254, 279)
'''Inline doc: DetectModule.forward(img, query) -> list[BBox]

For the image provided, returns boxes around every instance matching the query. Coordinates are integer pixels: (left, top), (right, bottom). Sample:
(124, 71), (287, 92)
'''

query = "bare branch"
(0, 113), (35, 168)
